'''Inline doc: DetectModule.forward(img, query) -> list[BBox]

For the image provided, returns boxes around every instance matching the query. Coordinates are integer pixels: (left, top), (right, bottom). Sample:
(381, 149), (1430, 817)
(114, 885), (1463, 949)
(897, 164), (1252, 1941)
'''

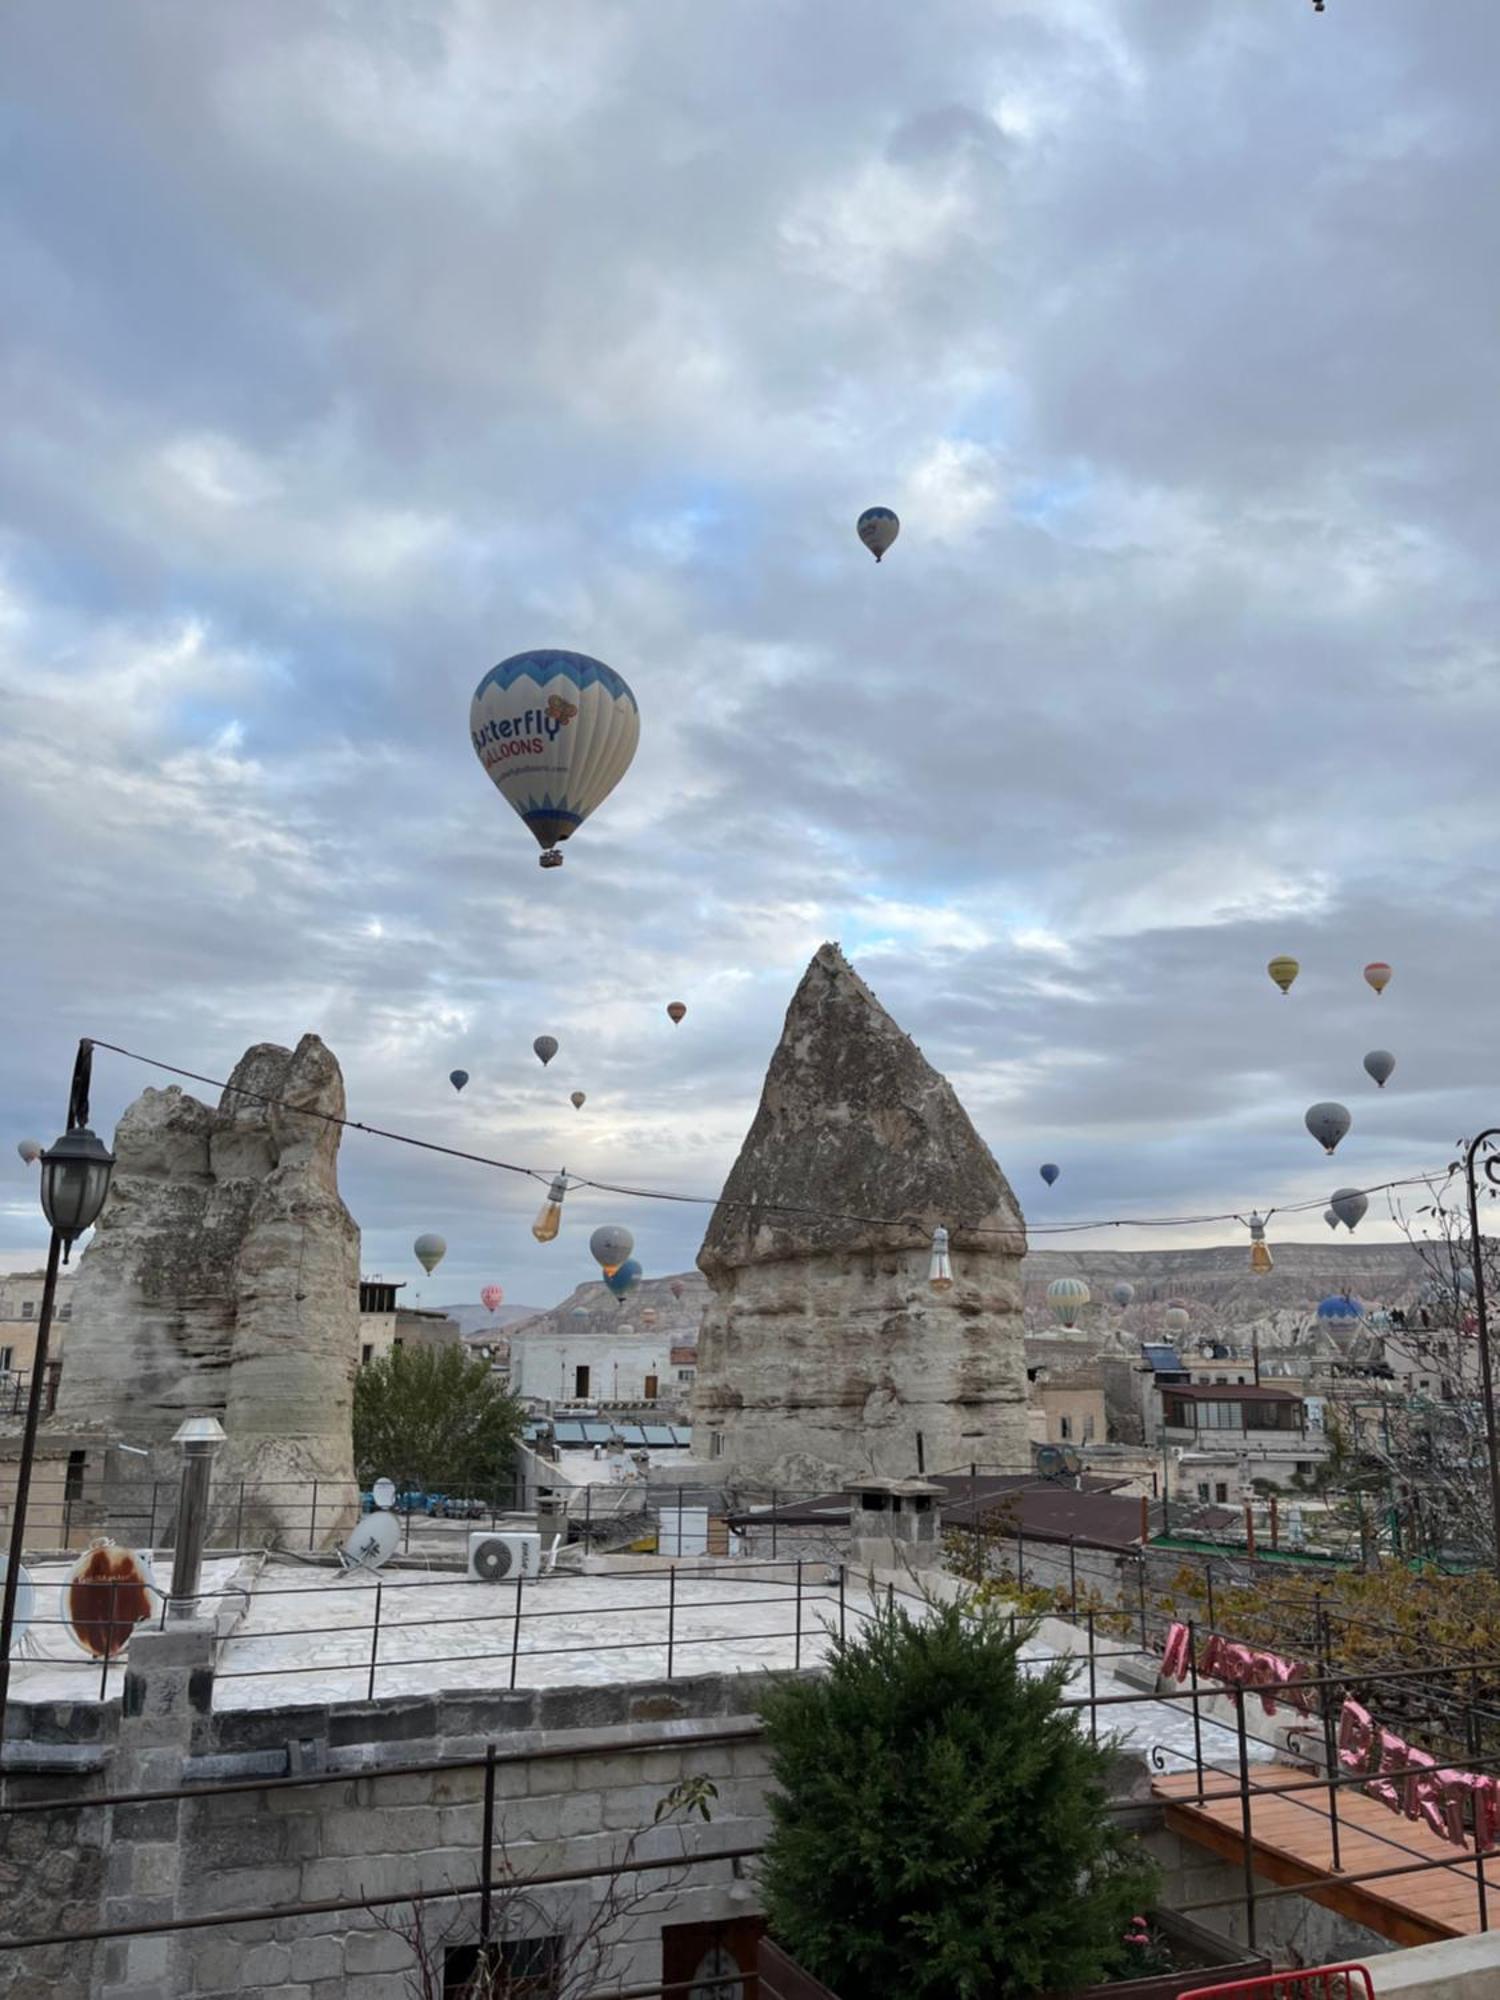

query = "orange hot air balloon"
(666, 1002), (686, 1024)
(1267, 956), (1299, 996)
(1364, 961), (1392, 996)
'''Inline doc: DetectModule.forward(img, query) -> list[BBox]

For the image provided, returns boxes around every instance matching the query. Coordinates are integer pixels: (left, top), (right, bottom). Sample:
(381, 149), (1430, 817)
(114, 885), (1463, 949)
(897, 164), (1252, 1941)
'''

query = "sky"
(3, 0), (1499, 1306)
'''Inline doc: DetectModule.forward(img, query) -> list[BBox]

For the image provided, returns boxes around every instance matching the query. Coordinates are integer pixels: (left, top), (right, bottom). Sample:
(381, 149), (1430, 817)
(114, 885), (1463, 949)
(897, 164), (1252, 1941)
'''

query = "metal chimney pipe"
(168, 1417), (226, 1620)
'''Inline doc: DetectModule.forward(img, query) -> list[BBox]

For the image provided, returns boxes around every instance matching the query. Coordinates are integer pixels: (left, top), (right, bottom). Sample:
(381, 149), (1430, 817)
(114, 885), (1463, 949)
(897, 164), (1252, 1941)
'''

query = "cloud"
(3, 0), (1498, 1301)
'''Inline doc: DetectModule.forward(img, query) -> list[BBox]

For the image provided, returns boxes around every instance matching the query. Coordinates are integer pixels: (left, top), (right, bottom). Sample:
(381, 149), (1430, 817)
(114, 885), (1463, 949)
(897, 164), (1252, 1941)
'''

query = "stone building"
(693, 942), (1028, 1488)
(0, 1267), (76, 1382)
(49, 1034), (361, 1546)
(357, 1278), (462, 1368)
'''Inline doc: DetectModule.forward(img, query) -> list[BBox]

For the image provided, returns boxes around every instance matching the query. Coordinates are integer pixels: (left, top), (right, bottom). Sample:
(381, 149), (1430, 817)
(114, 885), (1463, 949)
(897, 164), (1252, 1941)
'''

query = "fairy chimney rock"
(693, 943), (1027, 1487)
(57, 1034), (360, 1545)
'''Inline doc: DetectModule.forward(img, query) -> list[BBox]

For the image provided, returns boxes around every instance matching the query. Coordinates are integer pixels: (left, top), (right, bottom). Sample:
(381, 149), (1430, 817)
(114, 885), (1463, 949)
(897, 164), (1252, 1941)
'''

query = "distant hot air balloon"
(1047, 1277), (1090, 1327)
(667, 1002), (686, 1025)
(414, 1233), (446, 1275)
(16, 1139), (41, 1165)
(856, 506), (900, 563)
(1112, 1281), (1135, 1308)
(534, 1036), (558, 1067)
(641, 1307), (657, 1329)
(1305, 1102), (1351, 1154)
(470, 649), (640, 869)
(1364, 962), (1392, 996)
(1164, 1305), (1190, 1335)
(571, 1305), (590, 1320)
(449, 1070), (469, 1093)
(480, 1284), (504, 1314)
(1039, 1163), (1061, 1187)
(605, 1258), (642, 1303)
(570, 1091), (586, 1109)
(590, 1225), (634, 1275)
(1323, 1207), (1340, 1231)
(1330, 1187), (1369, 1232)
(670, 1278), (685, 1300)
(1363, 1050), (1395, 1089)
(1267, 956), (1300, 996)
(1317, 1294), (1363, 1321)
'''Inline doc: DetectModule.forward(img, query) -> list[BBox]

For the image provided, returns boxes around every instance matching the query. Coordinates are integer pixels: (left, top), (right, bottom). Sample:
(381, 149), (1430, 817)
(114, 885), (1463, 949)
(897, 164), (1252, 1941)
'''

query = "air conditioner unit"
(468, 1530), (541, 1582)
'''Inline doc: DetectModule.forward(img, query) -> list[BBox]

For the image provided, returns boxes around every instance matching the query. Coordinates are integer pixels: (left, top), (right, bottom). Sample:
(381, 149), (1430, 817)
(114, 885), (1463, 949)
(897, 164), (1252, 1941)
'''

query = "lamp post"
(1462, 1129), (1500, 1572)
(0, 1041), (115, 1745)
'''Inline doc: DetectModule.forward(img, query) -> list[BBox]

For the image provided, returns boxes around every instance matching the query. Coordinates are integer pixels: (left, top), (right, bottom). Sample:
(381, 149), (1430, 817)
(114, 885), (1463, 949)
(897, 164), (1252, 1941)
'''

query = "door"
(574, 1364), (590, 1398)
(644, 1373), (659, 1400)
(661, 1917), (764, 2000)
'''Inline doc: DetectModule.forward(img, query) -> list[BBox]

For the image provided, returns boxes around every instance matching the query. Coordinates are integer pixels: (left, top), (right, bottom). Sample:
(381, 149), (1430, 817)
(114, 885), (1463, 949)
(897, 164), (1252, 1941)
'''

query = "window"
(64, 1449), (87, 1507)
(0, 1347), (11, 1374)
(1082, 1414), (1095, 1442)
(677, 1367), (695, 1383)
(710, 1430), (724, 1459)
(1296, 1461), (1313, 1476)
(361, 1344), (373, 1367)
(1214, 1482), (1230, 1504)
(444, 1936), (561, 1996)
(574, 1364), (591, 1398)
(1058, 1415), (1072, 1441)
(59, 1302), (72, 1321)
(1197, 1481), (1211, 1501)
(21, 1301), (33, 1318)
(392, 1336), (403, 1350)
(1236, 1375), (1246, 1385)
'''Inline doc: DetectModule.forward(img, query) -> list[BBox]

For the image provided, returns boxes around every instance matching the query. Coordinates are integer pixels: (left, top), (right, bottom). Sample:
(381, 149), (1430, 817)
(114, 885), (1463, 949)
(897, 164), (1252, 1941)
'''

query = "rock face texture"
(56, 1035), (360, 1545)
(692, 943), (1027, 1488)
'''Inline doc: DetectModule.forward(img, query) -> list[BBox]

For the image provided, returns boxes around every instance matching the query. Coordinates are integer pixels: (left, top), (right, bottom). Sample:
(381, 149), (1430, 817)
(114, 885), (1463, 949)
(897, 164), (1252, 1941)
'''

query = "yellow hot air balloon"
(1267, 956), (1299, 996)
(1364, 961), (1392, 996)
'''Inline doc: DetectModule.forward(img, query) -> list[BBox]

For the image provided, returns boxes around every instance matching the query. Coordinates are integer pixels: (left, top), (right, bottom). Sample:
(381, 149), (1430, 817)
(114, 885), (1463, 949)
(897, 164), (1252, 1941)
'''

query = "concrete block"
(344, 1924), (417, 1974)
(527, 1755), (577, 1795)
(183, 1862), (302, 1916)
(289, 1931), (345, 1981)
(602, 1785), (663, 1831)
(300, 1852), (415, 1903)
(108, 1799), (180, 1843)
(320, 1804), (445, 1857)
(556, 1789), (607, 1837)
(328, 1697), (439, 1748)
(434, 1691), (538, 1735)
(237, 1939), (293, 1986)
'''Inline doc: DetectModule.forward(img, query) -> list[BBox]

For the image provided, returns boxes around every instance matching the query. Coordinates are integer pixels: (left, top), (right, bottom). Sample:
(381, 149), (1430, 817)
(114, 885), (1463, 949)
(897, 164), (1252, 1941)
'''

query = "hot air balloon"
(1164, 1305), (1190, 1335)
(534, 1036), (558, 1067)
(15, 1139), (41, 1165)
(1046, 1277), (1090, 1327)
(605, 1258), (642, 1303)
(1317, 1294), (1363, 1321)
(1364, 962), (1392, 996)
(570, 1091), (586, 1109)
(1267, 956), (1299, 996)
(856, 507), (900, 563)
(666, 1002), (686, 1025)
(670, 1279), (685, 1300)
(470, 649), (640, 869)
(641, 1307), (658, 1329)
(1112, 1281), (1135, 1308)
(1039, 1163), (1061, 1187)
(480, 1284), (504, 1314)
(449, 1070), (469, 1093)
(1323, 1207), (1339, 1232)
(1330, 1187), (1368, 1232)
(1363, 1050), (1395, 1089)
(414, 1233), (446, 1275)
(590, 1225), (634, 1275)
(1305, 1102), (1351, 1154)
(571, 1305), (590, 1320)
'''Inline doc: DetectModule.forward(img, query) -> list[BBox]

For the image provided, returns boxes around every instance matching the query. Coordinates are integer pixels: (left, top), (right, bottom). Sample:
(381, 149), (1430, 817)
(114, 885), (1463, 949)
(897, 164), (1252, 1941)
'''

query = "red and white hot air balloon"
(1363, 961), (1392, 996)
(480, 1284), (504, 1314)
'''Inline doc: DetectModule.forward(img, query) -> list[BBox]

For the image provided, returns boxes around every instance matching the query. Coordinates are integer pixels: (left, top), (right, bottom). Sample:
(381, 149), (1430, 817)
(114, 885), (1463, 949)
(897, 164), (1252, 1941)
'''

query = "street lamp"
(0, 1041), (116, 1744)
(1462, 1129), (1500, 1573)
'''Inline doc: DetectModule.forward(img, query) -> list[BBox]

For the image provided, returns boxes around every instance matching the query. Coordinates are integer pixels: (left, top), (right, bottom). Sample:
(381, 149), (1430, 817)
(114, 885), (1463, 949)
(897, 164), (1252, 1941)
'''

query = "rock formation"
(56, 1035), (360, 1545)
(692, 943), (1027, 1488)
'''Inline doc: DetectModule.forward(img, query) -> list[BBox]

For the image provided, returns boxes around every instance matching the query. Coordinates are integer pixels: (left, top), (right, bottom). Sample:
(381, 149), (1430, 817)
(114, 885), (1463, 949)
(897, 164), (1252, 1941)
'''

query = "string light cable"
(84, 1037), (1460, 1244)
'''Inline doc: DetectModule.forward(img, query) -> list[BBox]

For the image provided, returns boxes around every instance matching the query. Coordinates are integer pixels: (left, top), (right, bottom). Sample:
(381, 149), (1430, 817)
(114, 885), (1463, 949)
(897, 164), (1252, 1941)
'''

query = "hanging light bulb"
(1248, 1211), (1273, 1276)
(928, 1225), (953, 1293)
(532, 1171), (567, 1244)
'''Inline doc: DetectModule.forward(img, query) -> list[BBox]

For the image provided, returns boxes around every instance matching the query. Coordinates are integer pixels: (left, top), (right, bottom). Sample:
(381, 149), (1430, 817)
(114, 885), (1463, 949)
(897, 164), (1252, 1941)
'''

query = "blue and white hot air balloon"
(1039, 1163), (1061, 1187)
(470, 650), (640, 869)
(856, 507), (900, 563)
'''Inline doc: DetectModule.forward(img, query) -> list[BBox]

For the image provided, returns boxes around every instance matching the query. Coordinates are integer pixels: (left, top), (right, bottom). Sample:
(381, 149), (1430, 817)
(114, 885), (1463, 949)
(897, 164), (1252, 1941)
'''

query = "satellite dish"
(339, 1511), (400, 1575)
(0, 1555), (36, 1657)
(1200, 1344), (1216, 1359)
(1034, 1444), (1066, 1479)
(64, 1544), (160, 1659)
(371, 1476), (397, 1511)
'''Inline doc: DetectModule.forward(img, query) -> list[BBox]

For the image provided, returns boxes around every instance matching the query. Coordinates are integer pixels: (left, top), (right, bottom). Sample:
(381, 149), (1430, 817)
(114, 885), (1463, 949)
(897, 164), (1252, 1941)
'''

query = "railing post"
(1137, 1558), (1148, 1651)
(838, 1563), (846, 1646)
(1205, 1560), (1216, 1632)
(509, 1572), (523, 1691)
(1234, 1688), (1257, 1950)
(678, 1483), (684, 1558)
(367, 1581), (382, 1701)
(667, 1563), (677, 1680)
(1087, 1609), (1098, 1742)
(970, 1462), (981, 1581)
(1471, 1665), (1491, 1931)
(480, 1744), (497, 1943)
(99, 1578), (115, 1700)
(1186, 1618), (1204, 1801)
(309, 1479), (318, 1550)
(235, 1479), (245, 1549)
(148, 1481), (160, 1547)
(585, 1483), (593, 1542)
(1069, 1537), (1078, 1620)
(771, 1490), (778, 1560)
(1315, 1598), (1341, 1873)
(794, 1559), (803, 1671)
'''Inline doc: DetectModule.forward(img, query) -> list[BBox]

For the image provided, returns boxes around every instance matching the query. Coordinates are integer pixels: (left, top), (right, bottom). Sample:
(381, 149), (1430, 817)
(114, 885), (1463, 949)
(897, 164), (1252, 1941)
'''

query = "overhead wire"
(85, 1037), (1461, 1243)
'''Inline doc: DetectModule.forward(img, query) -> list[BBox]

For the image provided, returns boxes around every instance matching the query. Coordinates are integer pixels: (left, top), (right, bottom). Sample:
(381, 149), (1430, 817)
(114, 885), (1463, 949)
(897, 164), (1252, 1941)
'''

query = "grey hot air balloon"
(1363, 1050), (1395, 1089)
(857, 506), (900, 563)
(1112, 1281), (1135, 1308)
(449, 1070), (469, 1093)
(570, 1091), (586, 1109)
(589, 1224), (634, 1272)
(1330, 1187), (1368, 1232)
(413, 1233), (447, 1274)
(1323, 1207), (1340, 1231)
(533, 1037), (558, 1067)
(1304, 1102), (1351, 1154)
(16, 1139), (41, 1165)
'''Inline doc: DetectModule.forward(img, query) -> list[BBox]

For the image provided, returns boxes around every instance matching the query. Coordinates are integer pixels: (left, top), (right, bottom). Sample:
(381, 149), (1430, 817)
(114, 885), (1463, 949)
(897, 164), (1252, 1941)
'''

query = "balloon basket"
(539, 849), (564, 869)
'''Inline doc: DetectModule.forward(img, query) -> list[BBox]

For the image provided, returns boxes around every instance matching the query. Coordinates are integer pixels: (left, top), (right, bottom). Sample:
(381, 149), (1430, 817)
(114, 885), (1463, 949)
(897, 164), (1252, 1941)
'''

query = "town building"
(357, 1279), (461, 1368)
(0, 1267), (77, 1384)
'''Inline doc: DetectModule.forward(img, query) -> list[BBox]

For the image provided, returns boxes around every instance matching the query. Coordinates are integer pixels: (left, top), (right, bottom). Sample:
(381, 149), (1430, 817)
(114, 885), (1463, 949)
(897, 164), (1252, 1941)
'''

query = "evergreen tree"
(353, 1343), (524, 1497)
(758, 1593), (1157, 1999)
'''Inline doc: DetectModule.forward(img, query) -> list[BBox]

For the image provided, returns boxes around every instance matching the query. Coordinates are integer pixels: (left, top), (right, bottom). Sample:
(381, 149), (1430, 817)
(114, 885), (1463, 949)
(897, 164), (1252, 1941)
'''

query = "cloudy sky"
(3, 0), (1497, 1305)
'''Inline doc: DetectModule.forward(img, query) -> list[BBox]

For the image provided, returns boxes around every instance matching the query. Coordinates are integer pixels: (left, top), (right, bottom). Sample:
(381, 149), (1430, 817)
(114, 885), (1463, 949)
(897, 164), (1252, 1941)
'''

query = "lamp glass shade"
(39, 1127), (116, 1240)
(928, 1225), (954, 1293)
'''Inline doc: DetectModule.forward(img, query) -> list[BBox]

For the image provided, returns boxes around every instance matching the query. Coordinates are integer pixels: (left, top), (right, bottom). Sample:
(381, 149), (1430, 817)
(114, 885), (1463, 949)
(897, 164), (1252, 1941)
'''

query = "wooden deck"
(1154, 1763), (1498, 1947)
